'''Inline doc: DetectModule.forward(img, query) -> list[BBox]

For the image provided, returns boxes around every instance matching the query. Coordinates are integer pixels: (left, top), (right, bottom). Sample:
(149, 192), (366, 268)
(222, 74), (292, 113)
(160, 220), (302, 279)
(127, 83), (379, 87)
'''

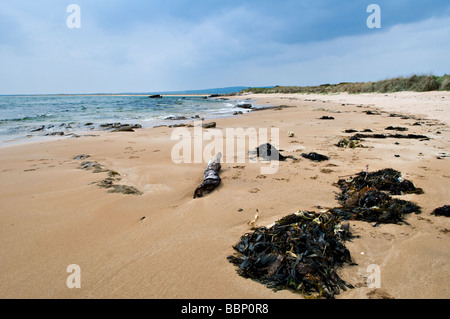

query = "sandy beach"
(0, 92), (449, 299)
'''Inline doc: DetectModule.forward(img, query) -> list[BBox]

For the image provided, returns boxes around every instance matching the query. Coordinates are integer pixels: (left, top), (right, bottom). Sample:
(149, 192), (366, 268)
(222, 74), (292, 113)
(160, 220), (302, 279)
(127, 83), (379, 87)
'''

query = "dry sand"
(0, 92), (449, 299)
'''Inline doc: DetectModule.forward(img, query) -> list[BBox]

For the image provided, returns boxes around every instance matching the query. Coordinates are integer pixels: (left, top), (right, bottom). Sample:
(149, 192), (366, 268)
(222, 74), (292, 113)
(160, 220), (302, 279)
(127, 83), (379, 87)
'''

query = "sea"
(0, 94), (258, 145)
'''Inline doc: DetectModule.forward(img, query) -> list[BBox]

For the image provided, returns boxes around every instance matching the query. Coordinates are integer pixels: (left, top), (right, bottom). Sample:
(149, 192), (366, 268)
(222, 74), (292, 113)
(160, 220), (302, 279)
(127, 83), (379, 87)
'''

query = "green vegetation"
(241, 74), (450, 94)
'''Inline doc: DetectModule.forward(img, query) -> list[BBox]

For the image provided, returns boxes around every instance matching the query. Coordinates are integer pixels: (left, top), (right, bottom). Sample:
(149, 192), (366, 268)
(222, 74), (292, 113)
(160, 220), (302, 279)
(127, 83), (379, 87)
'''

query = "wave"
(0, 114), (55, 123)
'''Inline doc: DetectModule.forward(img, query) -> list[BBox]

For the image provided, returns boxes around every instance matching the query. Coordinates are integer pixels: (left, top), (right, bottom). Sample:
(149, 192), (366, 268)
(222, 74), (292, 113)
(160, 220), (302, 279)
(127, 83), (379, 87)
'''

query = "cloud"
(1, 1), (449, 94)
(232, 15), (450, 86)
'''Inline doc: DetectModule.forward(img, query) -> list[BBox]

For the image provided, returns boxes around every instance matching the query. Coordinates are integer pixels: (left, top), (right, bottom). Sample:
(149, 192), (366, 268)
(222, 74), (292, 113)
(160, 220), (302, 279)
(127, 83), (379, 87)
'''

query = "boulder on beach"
(237, 102), (252, 109)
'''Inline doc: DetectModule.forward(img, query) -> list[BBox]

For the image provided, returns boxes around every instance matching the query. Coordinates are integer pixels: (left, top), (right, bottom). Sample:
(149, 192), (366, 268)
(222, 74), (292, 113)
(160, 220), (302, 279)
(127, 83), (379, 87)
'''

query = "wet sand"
(0, 92), (449, 299)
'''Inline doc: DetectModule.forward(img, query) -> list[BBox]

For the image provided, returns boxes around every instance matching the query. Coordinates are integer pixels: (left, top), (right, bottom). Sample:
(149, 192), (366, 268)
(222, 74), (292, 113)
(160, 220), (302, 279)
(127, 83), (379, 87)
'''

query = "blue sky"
(1, 0), (449, 94)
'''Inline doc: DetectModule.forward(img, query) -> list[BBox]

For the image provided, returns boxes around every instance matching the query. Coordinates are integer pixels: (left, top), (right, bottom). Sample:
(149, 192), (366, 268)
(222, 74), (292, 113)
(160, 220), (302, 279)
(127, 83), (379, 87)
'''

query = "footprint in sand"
(249, 188), (260, 193)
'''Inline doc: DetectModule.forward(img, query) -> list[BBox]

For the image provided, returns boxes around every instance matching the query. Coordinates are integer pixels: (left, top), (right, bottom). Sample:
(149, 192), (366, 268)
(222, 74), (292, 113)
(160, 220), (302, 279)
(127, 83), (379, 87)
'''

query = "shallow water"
(0, 95), (254, 144)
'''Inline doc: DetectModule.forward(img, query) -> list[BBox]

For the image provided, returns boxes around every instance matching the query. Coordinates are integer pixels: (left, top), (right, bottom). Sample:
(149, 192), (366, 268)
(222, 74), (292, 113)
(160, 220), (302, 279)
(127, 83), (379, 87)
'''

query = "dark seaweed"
(319, 116), (335, 120)
(228, 211), (354, 299)
(256, 143), (296, 161)
(352, 133), (429, 140)
(333, 168), (423, 225)
(432, 205), (450, 217)
(301, 152), (329, 162)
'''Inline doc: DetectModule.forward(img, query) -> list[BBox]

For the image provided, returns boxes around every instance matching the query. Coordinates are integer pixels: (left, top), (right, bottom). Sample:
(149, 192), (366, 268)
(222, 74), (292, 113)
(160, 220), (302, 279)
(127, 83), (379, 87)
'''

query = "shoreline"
(0, 91), (449, 299)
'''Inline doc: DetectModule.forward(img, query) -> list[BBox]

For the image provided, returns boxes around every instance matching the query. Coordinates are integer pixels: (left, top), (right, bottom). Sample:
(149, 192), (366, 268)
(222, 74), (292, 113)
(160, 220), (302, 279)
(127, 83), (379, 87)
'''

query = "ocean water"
(0, 95), (256, 144)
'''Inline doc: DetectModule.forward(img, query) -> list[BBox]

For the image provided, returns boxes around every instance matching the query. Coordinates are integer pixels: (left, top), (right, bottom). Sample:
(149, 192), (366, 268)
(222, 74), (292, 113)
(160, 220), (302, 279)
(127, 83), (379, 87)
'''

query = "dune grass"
(242, 74), (450, 94)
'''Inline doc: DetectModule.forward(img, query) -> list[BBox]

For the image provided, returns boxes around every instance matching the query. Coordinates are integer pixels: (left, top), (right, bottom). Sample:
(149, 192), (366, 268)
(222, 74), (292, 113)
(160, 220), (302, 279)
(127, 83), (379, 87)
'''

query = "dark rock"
(31, 125), (45, 132)
(46, 132), (64, 136)
(165, 116), (187, 121)
(100, 123), (142, 132)
(169, 123), (193, 128)
(112, 126), (135, 132)
(202, 122), (216, 129)
(319, 116), (335, 120)
(148, 94), (163, 98)
(344, 129), (358, 133)
(237, 102), (252, 109)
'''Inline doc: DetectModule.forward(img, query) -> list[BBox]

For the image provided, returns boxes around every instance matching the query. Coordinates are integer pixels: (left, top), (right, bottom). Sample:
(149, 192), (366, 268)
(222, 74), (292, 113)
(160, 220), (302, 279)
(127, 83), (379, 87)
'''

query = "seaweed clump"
(301, 152), (329, 162)
(332, 168), (423, 225)
(336, 138), (365, 149)
(432, 205), (450, 217)
(228, 211), (354, 299)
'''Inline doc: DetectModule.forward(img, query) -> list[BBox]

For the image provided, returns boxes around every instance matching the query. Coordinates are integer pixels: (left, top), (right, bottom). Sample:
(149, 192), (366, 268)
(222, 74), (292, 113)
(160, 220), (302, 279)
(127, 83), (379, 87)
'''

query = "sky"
(1, 0), (450, 94)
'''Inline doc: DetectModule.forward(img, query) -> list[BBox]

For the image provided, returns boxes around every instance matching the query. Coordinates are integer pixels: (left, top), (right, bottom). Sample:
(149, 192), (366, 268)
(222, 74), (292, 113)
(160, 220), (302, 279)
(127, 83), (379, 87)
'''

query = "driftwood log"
(193, 153), (222, 199)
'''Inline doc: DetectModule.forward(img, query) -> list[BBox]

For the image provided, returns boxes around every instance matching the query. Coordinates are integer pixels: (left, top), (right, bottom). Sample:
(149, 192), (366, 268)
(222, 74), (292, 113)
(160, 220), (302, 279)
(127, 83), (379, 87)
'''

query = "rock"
(112, 126), (135, 132)
(319, 116), (335, 120)
(237, 102), (252, 109)
(148, 94), (162, 98)
(202, 122), (216, 129)
(288, 131), (295, 137)
(100, 123), (142, 132)
(233, 111), (243, 115)
(31, 125), (45, 132)
(169, 123), (194, 128)
(165, 116), (187, 121)
(46, 132), (64, 136)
